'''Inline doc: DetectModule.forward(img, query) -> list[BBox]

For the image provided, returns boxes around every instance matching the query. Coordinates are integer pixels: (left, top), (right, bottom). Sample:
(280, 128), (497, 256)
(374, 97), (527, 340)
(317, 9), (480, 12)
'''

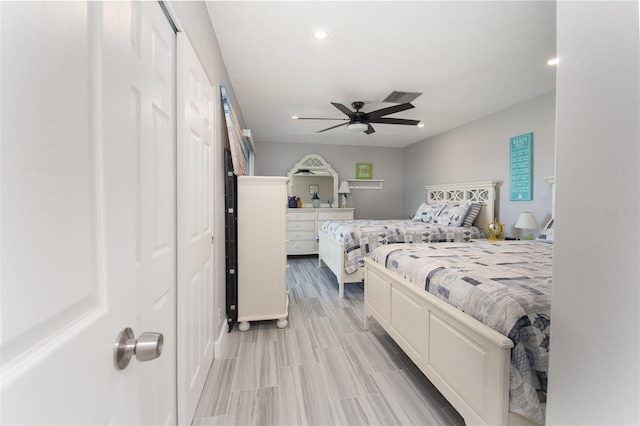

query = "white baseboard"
(213, 320), (228, 359)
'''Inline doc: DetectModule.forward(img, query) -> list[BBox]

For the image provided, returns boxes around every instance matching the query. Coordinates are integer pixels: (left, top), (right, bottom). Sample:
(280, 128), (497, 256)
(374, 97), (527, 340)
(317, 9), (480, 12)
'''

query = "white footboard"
(318, 229), (363, 297)
(363, 257), (537, 426)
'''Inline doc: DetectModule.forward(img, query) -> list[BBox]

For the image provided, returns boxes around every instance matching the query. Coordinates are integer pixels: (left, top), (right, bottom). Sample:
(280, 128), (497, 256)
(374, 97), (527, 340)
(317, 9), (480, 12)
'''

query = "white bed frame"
(363, 258), (541, 426)
(318, 180), (497, 298)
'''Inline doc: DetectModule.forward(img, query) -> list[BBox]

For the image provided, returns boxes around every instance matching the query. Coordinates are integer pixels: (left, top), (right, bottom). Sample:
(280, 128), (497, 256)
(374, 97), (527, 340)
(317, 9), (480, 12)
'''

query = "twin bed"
(316, 180), (552, 425)
(318, 181), (497, 297)
(364, 241), (551, 425)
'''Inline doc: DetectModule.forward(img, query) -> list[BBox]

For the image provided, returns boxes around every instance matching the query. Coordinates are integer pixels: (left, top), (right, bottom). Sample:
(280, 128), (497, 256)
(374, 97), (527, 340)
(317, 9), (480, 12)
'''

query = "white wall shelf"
(347, 179), (384, 190)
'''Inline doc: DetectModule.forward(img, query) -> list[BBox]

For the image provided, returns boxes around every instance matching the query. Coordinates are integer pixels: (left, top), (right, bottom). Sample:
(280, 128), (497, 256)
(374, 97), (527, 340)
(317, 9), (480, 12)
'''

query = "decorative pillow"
(462, 203), (482, 227)
(412, 202), (429, 221)
(433, 203), (472, 227)
(413, 202), (444, 223)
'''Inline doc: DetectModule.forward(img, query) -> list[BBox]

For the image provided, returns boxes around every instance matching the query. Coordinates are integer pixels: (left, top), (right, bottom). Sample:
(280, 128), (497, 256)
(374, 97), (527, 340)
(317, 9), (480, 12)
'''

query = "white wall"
(403, 91), (556, 236)
(255, 142), (404, 219)
(547, 1), (639, 424)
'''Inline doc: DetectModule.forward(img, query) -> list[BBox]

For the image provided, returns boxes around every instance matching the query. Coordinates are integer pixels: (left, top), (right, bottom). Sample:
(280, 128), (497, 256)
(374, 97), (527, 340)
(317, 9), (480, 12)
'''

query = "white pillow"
(413, 202), (445, 223)
(433, 203), (472, 227)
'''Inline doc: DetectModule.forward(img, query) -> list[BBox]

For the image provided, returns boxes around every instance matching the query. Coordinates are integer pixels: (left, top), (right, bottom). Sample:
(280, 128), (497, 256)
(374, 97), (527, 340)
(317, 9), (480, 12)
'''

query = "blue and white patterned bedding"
(320, 219), (484, 275)
(370, 241), (551, 424)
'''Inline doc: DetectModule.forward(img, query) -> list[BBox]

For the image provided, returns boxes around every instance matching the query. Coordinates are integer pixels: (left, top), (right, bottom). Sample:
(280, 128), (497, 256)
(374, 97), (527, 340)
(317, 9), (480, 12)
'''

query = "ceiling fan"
(295, 101), (421, 135)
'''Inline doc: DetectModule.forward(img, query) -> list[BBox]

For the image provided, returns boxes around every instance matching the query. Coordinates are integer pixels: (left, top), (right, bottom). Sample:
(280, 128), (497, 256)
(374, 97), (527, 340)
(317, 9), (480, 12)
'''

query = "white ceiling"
(205, 1), (556, 149)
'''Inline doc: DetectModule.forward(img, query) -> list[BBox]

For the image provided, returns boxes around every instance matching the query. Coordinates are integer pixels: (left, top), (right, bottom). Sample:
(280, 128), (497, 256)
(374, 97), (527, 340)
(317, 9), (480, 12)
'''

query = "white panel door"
(0, 2), (141, 424)
(176, 32), (216, 426)
(131, 2), (177, 425)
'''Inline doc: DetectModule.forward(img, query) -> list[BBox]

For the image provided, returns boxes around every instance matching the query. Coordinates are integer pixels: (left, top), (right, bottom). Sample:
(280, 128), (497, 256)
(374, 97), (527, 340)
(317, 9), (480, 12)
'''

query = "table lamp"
(338, 181), (351, 208)
(515, 212), (538, 240)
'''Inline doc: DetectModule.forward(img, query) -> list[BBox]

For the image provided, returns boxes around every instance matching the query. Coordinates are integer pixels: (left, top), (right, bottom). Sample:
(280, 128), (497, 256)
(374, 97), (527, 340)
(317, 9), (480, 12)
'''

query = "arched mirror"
(287, 154), (338, 207)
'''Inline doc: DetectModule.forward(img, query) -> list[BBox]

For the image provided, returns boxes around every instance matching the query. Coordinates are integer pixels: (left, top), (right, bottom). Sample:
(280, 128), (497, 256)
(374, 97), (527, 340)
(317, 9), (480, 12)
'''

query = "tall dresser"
(286, 208), (354, 255)
(237, 176), (289, 331)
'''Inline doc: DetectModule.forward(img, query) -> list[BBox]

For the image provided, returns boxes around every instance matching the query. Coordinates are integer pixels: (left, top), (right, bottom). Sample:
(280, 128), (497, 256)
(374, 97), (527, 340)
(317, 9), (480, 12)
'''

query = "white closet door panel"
(177, 32), (216, 426)
(131, 1), (177, 425)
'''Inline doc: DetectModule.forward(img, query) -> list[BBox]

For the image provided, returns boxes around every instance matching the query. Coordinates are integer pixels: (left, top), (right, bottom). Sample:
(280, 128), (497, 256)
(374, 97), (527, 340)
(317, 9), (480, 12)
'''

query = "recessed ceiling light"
(417, 123), (425, 128)
(547, 58), (559, 66)
(291, 116), (299, 120)
(312, 30), (329, 40)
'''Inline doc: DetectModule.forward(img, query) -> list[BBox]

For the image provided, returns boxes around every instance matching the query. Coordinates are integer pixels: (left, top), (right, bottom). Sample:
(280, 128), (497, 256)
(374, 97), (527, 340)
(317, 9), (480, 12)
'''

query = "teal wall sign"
(509, 133), (533, 201)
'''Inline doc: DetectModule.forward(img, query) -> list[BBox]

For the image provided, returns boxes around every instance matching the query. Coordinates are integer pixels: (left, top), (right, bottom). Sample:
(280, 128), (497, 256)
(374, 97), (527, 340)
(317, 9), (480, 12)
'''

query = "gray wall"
(254, 142), (404, 220)
(547, 1), (639, 424)
(403, 91), (556, 238)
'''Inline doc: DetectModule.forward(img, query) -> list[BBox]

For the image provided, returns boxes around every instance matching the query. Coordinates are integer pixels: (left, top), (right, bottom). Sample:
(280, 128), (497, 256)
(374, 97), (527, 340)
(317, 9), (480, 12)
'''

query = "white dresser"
(237, 176), (289, 331)
(286, 208), (354, 255)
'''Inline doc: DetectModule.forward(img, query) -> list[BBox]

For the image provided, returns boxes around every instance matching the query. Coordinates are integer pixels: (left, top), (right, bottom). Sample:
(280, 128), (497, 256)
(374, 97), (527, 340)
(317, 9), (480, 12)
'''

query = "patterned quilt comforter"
(370, 241), (551, 424)
(320, 219), (483, 275)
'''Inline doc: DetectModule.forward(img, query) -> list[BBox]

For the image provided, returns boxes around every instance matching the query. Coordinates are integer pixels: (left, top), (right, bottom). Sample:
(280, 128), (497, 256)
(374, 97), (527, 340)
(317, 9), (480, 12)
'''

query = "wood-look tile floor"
(192, 256), (466, 426)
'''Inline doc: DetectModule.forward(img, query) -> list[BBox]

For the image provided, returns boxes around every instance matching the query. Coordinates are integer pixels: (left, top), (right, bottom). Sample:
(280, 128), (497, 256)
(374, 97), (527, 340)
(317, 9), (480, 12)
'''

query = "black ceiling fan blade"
(367, 103), (415, 119)
(316, 122), (349, 133)
(331, 102), (355, 117)
(369, 117), (421, 126)
(364, 124), (376, 135)
(295, 117), (349, 121)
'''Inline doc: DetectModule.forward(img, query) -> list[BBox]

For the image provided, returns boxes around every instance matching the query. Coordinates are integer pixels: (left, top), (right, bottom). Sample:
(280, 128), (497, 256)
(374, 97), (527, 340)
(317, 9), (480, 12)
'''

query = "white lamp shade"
(338, 181), (351, 194)
(347, 123), (368, 132)
(515, 212), (538, 229)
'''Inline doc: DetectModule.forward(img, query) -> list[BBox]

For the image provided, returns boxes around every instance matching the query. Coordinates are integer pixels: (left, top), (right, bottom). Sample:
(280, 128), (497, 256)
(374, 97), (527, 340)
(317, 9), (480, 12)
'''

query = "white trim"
(544, 175), (556, 216)
(213, 320), (228, 360)
(347, 179), (385, 190)
(158, 1), (184, 32)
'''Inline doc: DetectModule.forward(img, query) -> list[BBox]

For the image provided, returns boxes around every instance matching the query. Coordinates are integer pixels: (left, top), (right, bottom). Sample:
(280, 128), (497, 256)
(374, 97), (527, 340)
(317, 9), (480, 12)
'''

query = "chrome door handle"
(113, 327), (164, 370)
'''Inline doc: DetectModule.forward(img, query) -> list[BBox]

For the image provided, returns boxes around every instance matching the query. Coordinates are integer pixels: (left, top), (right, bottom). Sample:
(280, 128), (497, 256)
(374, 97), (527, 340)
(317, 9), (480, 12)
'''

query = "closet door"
(176, 32), (216, 426)
(131, 2), (177, 424)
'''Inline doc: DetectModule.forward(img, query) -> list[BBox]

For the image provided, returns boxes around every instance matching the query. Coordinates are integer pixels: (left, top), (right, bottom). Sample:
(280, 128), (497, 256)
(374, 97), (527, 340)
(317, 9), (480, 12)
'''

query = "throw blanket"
(370, 241), (551, 424)
(320, 219), (483, 274)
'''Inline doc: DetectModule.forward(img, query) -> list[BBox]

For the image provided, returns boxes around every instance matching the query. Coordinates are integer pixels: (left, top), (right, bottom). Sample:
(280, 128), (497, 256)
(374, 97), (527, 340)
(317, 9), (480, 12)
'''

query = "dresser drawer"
(317, 210), (354, 221)
(287, 211), (315, 221)
(286, 240), (316, 254)
(286, 230), (315, 241)
(286, 221), (315, 231)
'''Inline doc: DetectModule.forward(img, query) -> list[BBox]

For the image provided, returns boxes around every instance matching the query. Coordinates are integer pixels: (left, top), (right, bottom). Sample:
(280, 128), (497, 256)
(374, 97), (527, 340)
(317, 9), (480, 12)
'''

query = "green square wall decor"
(356, 163), (373, 180)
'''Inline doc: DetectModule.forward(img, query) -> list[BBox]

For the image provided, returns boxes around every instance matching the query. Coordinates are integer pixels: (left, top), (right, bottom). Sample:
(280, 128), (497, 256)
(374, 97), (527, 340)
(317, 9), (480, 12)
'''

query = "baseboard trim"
(213, 320), (228, 359)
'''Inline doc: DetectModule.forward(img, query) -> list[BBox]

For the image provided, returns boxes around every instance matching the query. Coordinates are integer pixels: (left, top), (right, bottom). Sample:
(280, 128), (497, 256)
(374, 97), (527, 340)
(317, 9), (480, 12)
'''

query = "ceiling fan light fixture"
(347, 123), (368, 132)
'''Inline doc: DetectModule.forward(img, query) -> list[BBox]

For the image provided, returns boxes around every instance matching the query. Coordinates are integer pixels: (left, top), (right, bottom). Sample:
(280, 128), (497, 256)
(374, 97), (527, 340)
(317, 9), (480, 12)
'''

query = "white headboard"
(424, 181), (497, 231)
